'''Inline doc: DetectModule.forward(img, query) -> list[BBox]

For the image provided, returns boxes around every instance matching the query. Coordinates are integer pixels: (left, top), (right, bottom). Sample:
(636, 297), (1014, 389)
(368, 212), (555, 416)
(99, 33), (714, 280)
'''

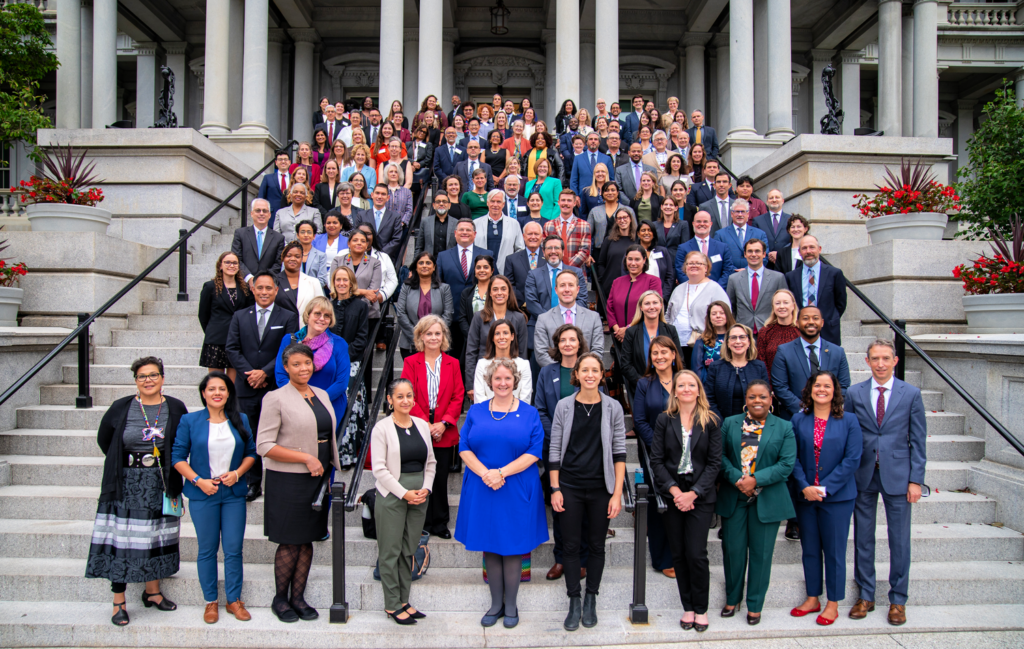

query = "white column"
(134, 42), (159, 127)
(728, 0), (757, 138)
(753, 0), (768, 134)
(237, 0), (270, 133)
(80, 0), (93, 126)
(442, 29), (456, 108)
(839, 51), (861, 135)
(955, 99), (975, 178)
(543, 30), (557, 121)
(766, 0), (794, 138)
(714, 39), (730, 135)
(877, 0), (902, 136)
(419, 0), (443, 102)
(227, 0), (244, 130)
(378, 0), (404, 112)
(290, 29), (318, 144)
(266, 30), (285, 140)
(594, 0), (618, 108)
(555, 0), (580, 109)
(580, 30), (596, 113)
(201, 0), (231, 134)
(91, 0), (117, 128)
(683, 33), (710, 113)
(56, 0), (81, 128)
(902, 15), (914, 137)
(912, 0), (938, 137)
(404, 28), (419, 118)
(162, 43), (189, 127)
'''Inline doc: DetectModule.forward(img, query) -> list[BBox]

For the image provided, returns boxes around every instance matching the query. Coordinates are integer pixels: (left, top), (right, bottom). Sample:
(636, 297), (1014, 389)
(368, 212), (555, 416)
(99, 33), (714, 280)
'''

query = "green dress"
(461, 191), (489, 218)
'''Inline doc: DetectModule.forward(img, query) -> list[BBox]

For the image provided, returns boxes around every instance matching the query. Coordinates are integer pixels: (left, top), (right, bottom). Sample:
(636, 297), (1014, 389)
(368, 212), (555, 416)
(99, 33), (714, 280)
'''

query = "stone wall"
(0, 329), (79, 433)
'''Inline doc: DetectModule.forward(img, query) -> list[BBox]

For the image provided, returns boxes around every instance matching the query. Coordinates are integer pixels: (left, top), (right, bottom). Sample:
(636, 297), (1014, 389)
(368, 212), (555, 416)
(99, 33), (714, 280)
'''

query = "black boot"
(582, 592), (598, 628)
(564, 596), (582, 631)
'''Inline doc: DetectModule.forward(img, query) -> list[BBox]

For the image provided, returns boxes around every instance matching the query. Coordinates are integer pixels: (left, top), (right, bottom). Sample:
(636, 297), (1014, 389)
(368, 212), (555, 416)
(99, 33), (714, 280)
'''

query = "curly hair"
(483, 357), (521, 390)
(212, 251), (250, 297)
(799, 370), (845, 418)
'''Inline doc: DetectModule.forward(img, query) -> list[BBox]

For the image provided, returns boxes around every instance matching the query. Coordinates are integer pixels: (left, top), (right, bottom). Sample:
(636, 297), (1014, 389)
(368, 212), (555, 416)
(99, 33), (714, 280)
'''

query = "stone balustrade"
(0, 191), (25, 218)
(946, 2), (1020, 27)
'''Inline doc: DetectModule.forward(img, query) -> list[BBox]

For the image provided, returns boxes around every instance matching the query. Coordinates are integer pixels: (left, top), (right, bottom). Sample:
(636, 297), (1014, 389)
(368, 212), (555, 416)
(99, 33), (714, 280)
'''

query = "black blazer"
(651, 411), (722, 502)
(352, 207), (404, 262)
(312, 182), (343, 218)
(198, 280), (254, 347)
(225, 304), (300, 398)
(97, 395), (188, 502)
(458, 283), (482, 337)
(704, 358), (770, 420)
(231, 226), (285, 281)
(774, 244), (799, 274)
(331, 296), (369, 362)
(503, 247), (537, 310)
(620, 321), (682, 393)
(643, 244), (676, 300)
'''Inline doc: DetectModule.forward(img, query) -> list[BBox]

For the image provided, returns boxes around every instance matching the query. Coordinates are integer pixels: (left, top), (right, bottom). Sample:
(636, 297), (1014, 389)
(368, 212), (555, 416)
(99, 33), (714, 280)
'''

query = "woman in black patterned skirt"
(85, 357), (188, 626)
(198, 251), (254, 383)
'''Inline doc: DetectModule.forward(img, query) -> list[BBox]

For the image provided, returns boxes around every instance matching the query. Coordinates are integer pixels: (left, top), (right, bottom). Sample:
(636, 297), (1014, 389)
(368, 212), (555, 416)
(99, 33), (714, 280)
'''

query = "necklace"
(489, 398), (516, 421)
(578, 399), (599, 417)
(135, 396), (165, 442)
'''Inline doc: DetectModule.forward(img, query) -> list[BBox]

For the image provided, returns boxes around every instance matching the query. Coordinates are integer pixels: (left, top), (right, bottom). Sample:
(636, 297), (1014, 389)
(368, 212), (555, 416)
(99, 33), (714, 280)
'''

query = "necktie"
(564, 309), (573, 325)
(808, 344), (820, 373)
(372, 126), (377, 141)
(772, 213), (780, 233)
(257, 308), (268, 339)
(590, 152), (596, 168)
(328, 123), (333, 142)
(751, 272), (760, 334)
(470, 161), (476, 176)
(530, 252), (537, 270)
(550, 268), (559, 307)
(808, 272), (816, 306)
(449, 145), (455, 159)
(700, 238), (707, 256)
(695, 128), (702, 145)
(876, 387), (887, 428)
(720, 201), (728, 229)
(736, 226), (744, 241)
(280, 172), (286, 194)
(375, 210), (383, 229)
(515, 139), (521, 157)
(461, 248), (469, 279)
(560, 221), (569, 262)
(256, 229), (264, 258)
(508, 200), (515, 216)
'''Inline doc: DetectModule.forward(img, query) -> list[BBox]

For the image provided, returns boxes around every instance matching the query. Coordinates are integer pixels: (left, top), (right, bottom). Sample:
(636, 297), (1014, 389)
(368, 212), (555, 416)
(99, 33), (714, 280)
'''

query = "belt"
(124, 451), (158, 468)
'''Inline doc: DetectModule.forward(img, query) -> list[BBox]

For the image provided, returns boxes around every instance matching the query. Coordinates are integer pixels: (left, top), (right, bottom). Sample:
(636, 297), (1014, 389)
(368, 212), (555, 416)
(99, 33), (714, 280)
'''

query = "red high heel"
(790, 604), (821, 617)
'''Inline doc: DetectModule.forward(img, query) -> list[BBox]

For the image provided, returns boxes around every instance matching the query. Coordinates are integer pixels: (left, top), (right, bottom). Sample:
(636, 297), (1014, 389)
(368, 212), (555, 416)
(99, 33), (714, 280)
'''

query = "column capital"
(681, 32), (713, 48)
(839, 49), (863, 64)
(809, 49), (837, 63)
(327, 65), (346, 79)
(134, 41), (159, 57)
(161, 41), (189, 56)
(1012, 67), (1024, 83)
(792, 70), (808, 95)
(287, 28), (320, 44)
(580, 29), (595, 45)
(710, 32), (730, 49)
(404, 27), (418, 42)
(268, 28), (289, 44)
(542, 29), (557, 46)
(443, 28), (459, 43)
(912, 0), (938, 4)
(956, 99), (977, 110)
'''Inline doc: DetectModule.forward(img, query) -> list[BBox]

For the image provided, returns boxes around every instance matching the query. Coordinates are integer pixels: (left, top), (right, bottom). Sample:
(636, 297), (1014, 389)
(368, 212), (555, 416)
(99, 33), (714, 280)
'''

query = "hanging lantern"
(490, 0), (510, 35)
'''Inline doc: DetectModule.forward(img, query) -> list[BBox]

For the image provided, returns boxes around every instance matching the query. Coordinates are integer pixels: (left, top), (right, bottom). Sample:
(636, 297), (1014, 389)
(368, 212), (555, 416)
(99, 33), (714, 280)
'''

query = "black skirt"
(264, 442), (331, 544)
(199, 343), (232, 369)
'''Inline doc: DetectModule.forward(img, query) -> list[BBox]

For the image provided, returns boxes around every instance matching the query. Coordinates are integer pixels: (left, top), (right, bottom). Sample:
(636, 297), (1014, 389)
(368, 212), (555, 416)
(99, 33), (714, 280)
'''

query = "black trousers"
(424, 446), (453, 534)
(365, 317), (380, 401)
(560, 485), (611, 598)
(662, 498), (715, 614)
(541, 464), (589, 567)
(239, 392), (268, 487)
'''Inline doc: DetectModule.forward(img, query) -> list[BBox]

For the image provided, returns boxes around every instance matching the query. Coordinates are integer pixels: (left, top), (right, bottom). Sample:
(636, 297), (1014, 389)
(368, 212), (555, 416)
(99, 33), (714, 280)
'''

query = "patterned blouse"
(739, 415), (765, 477)
(756, 323), (800, 382)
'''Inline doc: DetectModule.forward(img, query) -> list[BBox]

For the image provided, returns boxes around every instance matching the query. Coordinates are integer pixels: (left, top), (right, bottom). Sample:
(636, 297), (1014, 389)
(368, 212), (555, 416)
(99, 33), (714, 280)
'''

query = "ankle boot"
(564, 596), (582, 631)
(582, 592), (598, 628)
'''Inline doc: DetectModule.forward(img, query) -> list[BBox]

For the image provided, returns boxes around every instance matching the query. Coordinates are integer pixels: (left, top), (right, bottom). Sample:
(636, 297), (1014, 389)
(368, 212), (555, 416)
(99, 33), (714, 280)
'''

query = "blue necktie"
(375, 210), (383, 230)
(256, 229), (264, 258)
(550, 267), (559, 307)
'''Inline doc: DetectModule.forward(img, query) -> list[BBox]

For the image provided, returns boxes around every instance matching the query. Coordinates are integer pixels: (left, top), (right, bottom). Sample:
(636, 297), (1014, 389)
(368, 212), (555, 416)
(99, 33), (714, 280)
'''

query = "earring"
(768, 405), (774, 414)
(742, 405), (748, 414)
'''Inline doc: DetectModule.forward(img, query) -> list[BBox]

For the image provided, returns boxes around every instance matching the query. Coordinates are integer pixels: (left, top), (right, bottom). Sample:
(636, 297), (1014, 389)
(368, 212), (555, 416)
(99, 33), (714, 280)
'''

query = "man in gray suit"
(533, 269), (604, 367)
(726, 239), (787, 334)
(615, 142), (658, 201)
(843, 339), (927, 627)
(414, 193), (458, 259)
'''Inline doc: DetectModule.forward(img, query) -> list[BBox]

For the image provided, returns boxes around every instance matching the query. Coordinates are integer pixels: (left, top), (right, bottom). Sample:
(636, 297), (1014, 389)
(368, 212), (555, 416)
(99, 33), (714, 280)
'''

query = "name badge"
(517, 205), (528, 213)
(710, 254), (722, 263)
(651, 251), (663, 260)
(454, 148), (463, 154)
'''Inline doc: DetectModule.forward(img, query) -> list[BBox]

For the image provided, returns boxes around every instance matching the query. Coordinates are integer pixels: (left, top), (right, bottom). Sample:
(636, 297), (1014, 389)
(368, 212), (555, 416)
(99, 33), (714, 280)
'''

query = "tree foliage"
(955, 85), (1024, 239)
(0, 3), (59, 164)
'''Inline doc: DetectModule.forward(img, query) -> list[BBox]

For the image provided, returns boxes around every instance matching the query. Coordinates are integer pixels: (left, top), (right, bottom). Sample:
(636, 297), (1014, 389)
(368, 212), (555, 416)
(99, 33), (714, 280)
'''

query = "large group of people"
(85, 92), (926, 633)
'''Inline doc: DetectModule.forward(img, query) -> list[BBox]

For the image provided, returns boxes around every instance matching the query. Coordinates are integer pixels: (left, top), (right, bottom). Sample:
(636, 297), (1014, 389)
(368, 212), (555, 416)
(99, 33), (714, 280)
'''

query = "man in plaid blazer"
(543, 189), (592, 269)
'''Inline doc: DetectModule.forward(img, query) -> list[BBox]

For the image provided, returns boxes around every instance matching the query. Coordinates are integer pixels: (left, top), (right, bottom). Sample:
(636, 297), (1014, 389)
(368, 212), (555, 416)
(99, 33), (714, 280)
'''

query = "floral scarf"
(295, 327), (333, 372)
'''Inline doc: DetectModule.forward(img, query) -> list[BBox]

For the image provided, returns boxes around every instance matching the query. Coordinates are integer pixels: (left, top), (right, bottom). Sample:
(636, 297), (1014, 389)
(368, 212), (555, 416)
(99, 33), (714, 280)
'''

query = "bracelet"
(550, 487), (561, 493)
(497, 468), (504, 478)
(233, 470), (240, 482)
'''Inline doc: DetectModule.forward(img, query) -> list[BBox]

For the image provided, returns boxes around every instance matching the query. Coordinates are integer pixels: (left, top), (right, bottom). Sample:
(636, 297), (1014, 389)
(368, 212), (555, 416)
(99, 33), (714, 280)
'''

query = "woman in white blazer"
(370, 378), (437, 625)
(277, 241), (325, 327)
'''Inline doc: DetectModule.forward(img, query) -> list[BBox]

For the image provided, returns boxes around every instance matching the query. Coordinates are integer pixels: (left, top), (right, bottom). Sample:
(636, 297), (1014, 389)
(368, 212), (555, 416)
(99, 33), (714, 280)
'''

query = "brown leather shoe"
(204, 602), (218, 624)
(849, 599), (875, 619)
(662, 568), (676, 579)
(546, 563), (564, 580)
(226, 600), (251, 621)
(887, 604), (906, 626)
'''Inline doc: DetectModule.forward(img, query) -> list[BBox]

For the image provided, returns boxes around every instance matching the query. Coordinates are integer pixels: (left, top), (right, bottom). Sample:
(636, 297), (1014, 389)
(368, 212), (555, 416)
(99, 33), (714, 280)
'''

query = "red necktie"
(280, 173), (287, 194)
(876, 387), (886, 427)
(461, 248), (469, 279)
(328, 123), (333, 142)
(750, 272), (759, 334)
(560, 221), (569, 264)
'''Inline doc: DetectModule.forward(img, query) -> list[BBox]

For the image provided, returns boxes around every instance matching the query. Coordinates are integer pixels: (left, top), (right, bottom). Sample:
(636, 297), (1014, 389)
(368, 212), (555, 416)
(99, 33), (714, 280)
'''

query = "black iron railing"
(0, 141), (298, 409)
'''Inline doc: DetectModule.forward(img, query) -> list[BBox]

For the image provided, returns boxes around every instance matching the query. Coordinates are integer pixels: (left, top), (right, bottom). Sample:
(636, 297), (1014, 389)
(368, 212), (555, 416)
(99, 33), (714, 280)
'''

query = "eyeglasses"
(728, 335), (749, 342)
(309, 312), (332, 321)
(222, 261), (239, 266)
(135, 373), (162, 383)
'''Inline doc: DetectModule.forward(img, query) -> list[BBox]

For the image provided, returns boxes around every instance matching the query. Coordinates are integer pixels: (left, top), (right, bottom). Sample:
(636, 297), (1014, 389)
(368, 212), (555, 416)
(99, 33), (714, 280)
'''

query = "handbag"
(153, 446), (184, 518)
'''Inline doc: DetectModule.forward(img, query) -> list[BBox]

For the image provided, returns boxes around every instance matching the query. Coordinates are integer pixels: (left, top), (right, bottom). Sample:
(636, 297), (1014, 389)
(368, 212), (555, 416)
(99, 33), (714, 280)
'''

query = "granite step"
(62, 364), (210, 387)
(155, 287), (202, 302)
(93, 346), (200, 366)
(40, 384), (208, 408)
(112, 329), (206, 348)
(127, 314), (209, 331)
(141, 300), (206, 316)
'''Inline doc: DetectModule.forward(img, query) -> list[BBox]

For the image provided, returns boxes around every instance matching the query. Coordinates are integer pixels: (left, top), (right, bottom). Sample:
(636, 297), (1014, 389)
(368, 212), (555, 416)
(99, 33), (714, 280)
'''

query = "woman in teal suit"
(172, 372), (258, 624)
(716, 379), (796, 625)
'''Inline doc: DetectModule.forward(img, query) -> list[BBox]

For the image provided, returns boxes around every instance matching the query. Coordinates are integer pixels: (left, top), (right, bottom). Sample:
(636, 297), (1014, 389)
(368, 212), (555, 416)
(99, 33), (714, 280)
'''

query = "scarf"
(295, 327), (333, 372)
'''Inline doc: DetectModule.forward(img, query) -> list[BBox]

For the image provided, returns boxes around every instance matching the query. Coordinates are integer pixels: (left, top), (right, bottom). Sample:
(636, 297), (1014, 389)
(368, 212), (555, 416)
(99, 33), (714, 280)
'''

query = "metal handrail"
(0, 140), (298, 408)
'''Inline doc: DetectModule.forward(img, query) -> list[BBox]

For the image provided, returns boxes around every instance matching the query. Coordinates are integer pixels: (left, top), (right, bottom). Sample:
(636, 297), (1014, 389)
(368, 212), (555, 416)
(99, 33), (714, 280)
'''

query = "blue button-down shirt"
(802, 260), (821, 306)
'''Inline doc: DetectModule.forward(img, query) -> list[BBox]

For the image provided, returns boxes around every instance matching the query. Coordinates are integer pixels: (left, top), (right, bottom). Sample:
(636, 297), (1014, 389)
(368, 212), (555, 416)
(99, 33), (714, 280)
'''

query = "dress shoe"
(747, 613), (761, 625)
(546, 563), (564, 580)
(481, 605), (504, 627)
(272, 596), (299, 623)
(582, 592), (598, 628)
(111, 602), (129, 627)
(246, 484), (262, 502)
(720, 604), (739, 618)
(887, 604), (906, 626)
(142, 591), (176, 611)
(204, 603), (219, 624)
(503, 613), (519, 628)
(694, 615), (709, 633)
(434, 528), (452, 540)
(662, 568), (676, 578)
(606, 528), (616, 538)
(816, 612), (837, 626)
(849, 599), (875, 619)
(785, 521), (801, 540)
(226, 600), (251, 621)
(790, 603), (821, 617)
(402, 604), (426, 619)
(680, 617), (694, 630)
(563, 596), (582, 631)
(291, 600), (319, 621)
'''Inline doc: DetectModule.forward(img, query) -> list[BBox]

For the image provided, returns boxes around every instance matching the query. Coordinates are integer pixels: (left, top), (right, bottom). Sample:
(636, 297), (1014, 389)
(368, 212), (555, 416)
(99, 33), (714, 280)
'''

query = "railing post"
(893, 318), (907, 381)
(177, 229), (189, 302)
(330, 484), (349, 623)
(239, 177), (249, 228)
(75, 313), (92, 409)
(629, 469), (649, 624)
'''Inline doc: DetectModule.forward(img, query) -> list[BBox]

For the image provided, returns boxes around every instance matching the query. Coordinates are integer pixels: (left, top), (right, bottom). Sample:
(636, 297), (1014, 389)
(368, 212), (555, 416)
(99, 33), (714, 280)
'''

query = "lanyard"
(136, 396), (165, 444)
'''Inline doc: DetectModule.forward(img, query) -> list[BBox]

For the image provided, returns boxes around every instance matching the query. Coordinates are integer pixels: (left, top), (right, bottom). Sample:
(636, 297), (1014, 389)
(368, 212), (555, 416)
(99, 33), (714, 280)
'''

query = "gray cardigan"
(549, 393), (627, 495)
(395, 282), (454, 350)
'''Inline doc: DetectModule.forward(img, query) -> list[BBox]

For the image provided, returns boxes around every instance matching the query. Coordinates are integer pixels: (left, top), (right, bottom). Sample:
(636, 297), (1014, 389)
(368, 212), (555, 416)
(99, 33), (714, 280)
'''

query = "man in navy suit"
(685, 109), (720, 159)
(318, 104), (343, 144)
(432, 126), (466, 179)
(436, 218), (493, 358)
(752, 189), (792, 270)
(231, 199), (285, 284)
(500, 176), (529, 221)
(771, 306), (851, 419)
(351, 184), (404, 263)
(844, 339), (927, 626)
(786, 235), (848, 345)
(504, 221), (545, 307)
(621, 94), (646, 142)
(256, 152), (293, 225)
(570, 132), (614, 197)
(687, 159), (732, 208)
(454, 140), (494, 191)
(224, 271), (299, 500)
(674, 210), (735, 290)
(713, 198), (769, 270)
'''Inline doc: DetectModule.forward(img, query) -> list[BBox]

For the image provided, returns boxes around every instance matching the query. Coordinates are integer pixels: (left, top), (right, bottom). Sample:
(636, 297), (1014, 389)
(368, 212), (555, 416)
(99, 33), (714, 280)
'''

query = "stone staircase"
(1, 232), (1023, 646)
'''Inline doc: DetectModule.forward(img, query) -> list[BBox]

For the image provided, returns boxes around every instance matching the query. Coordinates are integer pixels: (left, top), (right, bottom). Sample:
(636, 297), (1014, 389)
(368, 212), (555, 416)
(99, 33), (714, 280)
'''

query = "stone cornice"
(161, 41), (189, 56)
(287, 28), (320, 44)
(443, 28), (459, 43)
(681, 32), (713, 48)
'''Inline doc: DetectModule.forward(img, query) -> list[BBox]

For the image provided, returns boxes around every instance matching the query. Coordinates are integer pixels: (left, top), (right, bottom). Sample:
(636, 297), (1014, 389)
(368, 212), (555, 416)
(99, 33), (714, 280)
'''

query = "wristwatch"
(191, 475), (200, 486)
(550, 487), (561, 493)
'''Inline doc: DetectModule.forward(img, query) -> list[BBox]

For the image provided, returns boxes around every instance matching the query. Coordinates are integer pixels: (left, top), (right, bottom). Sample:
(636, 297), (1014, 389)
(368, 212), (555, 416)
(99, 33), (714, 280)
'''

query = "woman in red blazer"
(607, 244), (663, 343)
(400, 314), (465, 539)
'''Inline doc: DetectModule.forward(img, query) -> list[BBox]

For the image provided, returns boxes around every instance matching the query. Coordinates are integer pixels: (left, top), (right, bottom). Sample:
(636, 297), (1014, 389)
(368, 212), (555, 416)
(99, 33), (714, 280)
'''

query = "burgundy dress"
(756, 323), (800, 382)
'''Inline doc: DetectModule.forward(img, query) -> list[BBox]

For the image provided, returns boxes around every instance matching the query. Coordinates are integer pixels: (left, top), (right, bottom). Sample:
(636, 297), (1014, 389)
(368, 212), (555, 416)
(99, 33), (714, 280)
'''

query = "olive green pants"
(375, 472), (428, 611)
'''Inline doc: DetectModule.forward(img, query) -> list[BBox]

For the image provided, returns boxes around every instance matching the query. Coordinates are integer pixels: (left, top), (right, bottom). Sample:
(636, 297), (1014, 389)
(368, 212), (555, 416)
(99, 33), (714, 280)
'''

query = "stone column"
(91, 0), (118, 128)
(683, 33), (710, 114)
(594, 0), (618, 109)
(227, 0), (244, 130)
(404, 28), (419, 118)
(80, 1), (93, 127)
(162, 43), (189, 127)
(714, 36), (730, 135)
(727, 0), (757, 139)
(378, 0), (404, 111)
(808, 50), (835, 132)
(902, 14), (914, 137)
(839, 51), (861, 135)
(543, 30), (557, 120)
(419, 0), (443, 102)
(676, 48), (686, 107)
(913, 0), (938, 137)
(289, 29), (319, 144)
(955, 99), (975, 178)
(56, 0), (81, 128)
(266, 31), (285, 141)
(555, 0), (580, 109)
(766, 0), (794, 138)
(442, 29), (457, 108)
(200, 0), (231, 134)
(877, 0), (902, 136)
(1016, 69), (1024, 109)
(134, 42), (159, 127)
(237, 0), (270, 133)
(580, 30), (596, 113)
(753, 0), (768, 134)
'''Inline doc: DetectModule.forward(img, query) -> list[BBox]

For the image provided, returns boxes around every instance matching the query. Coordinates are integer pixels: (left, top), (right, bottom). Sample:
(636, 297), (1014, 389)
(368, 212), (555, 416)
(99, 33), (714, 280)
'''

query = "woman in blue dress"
(455, 358), (548, 629)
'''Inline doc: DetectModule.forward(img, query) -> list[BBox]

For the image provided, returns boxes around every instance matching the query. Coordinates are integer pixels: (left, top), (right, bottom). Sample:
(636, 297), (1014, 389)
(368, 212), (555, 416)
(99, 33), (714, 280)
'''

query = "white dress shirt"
(559, 303), (578, 324)
(870, 374), (895, 411)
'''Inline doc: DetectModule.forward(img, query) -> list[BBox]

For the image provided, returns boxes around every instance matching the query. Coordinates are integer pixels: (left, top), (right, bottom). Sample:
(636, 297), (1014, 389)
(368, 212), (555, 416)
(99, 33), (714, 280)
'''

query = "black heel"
(402, 604), (426, 619)
(141, 591), (176, 611)
(387, 609), (417, 625)
(111, 602), (129, 626)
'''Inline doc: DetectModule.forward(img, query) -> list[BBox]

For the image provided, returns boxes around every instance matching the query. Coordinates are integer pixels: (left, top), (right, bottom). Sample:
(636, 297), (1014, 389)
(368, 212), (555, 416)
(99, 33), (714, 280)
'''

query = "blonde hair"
(302, 296), (336, 328)
(350, 143), (372, 164)
(764, 289), (799, 327)
(665, 369), (719, 430)
(483, 358), (521, 390)
(682, 250), (711, 276)
(577, 108), (592, 127)
(587, 163), (610, 197)
(629, 290), (665, 327)
(329, 265), (358, 300)
(413, 314), (451, 352)
(720, 323), (758, 363)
